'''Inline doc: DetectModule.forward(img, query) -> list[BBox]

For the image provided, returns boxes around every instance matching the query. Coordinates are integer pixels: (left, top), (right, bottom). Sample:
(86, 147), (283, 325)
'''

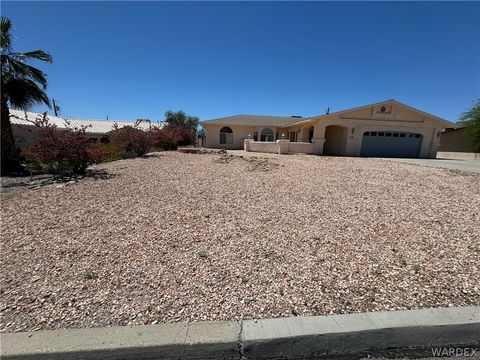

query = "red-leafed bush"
(108, 126), (152, 157)
(25, 114), (110, 175)
(150, 124), (196, 150)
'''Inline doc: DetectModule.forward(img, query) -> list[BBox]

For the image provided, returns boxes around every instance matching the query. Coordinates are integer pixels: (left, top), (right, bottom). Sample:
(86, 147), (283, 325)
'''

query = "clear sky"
(2, 1), (479, 122)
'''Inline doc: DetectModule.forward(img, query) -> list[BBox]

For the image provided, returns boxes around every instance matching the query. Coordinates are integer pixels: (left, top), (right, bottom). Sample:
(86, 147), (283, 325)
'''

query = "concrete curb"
(241, 306), (480, 359)
(1, 321), (240, 360)
(1, 307), (479, 359)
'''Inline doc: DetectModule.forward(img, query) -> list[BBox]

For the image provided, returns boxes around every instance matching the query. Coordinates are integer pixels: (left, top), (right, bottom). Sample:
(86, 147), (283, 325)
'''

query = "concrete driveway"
(377, 157), (480, 174)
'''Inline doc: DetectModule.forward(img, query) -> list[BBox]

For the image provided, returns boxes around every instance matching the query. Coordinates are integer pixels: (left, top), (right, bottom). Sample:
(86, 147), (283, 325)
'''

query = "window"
(219, 126), (233, 145)
(260, 128), (274, 141)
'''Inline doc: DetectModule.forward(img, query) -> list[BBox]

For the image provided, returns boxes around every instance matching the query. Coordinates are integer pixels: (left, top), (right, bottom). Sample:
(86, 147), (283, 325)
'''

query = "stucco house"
(202, 100), (454, 158)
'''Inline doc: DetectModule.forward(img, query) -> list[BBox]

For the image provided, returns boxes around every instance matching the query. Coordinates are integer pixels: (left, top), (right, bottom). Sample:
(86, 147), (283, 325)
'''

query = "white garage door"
(360, 131), (423, 158)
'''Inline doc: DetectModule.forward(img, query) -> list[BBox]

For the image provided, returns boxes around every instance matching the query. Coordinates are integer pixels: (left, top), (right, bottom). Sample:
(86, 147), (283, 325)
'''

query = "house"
(201, 100), (454, 158)
(9, 109), (164, 149)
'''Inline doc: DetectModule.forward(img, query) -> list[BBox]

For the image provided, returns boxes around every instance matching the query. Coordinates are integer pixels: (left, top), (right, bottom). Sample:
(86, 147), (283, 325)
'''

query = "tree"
(197, 127), (206, 147)
(164, 110), (199, 132)
(459, 100), (480, 152)
(1, 17), (52, 174)
(150, 124), (196, 150)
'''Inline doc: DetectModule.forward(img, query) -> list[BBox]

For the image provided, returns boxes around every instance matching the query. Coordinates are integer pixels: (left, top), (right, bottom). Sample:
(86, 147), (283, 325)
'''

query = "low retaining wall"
(244, 139), (315, 155)
(2, 307), (479, 359)
(437, 151), (480, 160)
(248, 141), (278, 154)
(288, 141), (314, 154)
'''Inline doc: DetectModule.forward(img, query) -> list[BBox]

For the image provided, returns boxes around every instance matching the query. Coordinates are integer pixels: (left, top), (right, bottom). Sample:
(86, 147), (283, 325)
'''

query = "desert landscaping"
(1, 151), (479, 333)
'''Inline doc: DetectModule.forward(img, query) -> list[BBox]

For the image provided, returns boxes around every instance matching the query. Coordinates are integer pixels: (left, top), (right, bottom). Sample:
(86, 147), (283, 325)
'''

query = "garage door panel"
(360, 132), (422, 158)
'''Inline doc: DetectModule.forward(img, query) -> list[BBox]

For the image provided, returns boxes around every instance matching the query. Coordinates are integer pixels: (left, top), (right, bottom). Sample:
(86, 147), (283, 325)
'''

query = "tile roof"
(9, 109), (164, 134)
(201, 115), (306, 127)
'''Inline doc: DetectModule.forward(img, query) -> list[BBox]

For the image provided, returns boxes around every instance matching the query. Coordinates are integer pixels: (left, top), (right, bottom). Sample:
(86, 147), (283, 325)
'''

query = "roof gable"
(287, 100), (454, 128)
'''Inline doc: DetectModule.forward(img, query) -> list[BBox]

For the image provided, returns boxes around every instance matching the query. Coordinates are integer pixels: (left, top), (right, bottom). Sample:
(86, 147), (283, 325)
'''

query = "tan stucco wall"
(249, 141), (278, 153)
(288, 142), (314, 154)
(439, 129), (474, 152)
(244, 140), (314, 154)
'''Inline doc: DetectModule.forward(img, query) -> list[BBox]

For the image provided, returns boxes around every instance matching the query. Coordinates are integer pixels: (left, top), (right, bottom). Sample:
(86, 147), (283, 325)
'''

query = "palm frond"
(0, 17), (12, 50)
(14, 50), (52, 63)
(6, 77), (51, 109)
(2, 56), (48, 88)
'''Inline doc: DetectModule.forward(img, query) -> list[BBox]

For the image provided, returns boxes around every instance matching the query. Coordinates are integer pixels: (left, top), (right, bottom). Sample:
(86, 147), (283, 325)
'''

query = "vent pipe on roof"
(326, 107), (330, 114)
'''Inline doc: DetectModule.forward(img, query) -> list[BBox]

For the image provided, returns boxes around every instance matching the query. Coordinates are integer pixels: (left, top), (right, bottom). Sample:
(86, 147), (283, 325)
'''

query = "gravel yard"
(1, 151), (479, 332)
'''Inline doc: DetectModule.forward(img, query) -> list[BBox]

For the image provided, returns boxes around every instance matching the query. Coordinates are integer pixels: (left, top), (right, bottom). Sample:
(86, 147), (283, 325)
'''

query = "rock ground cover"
(1, 151), (479, 332)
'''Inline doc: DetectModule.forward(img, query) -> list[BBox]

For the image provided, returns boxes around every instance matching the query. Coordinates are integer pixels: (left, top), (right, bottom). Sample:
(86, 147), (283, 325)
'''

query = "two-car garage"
(360, 131), (423, 158)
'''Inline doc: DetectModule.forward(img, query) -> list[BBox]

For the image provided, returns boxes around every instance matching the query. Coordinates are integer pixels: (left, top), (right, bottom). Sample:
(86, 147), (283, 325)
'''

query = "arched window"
(260, 128), (274, 141)
(219, 126), (233, 145)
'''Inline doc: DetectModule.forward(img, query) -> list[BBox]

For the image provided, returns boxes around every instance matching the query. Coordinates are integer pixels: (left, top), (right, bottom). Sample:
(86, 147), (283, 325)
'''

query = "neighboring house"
(9, 109), (164, 149)
(201, 100), (454, 158)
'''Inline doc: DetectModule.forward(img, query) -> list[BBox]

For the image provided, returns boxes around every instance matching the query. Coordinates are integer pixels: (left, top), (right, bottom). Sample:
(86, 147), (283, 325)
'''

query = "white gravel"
(1, 151), (479, 332)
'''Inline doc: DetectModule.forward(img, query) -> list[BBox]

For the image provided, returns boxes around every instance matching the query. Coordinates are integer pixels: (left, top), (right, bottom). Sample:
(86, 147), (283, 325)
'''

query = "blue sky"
(3, 1), (479, 122)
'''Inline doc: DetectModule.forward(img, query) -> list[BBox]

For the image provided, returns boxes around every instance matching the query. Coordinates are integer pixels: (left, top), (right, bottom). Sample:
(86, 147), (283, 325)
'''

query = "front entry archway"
(323, 125), (347, 155)
(260, 128), (274, 141)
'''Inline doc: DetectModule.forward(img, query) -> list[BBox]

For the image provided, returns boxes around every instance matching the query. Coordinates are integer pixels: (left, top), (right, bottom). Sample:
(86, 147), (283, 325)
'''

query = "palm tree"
(1, 16), (52, 174)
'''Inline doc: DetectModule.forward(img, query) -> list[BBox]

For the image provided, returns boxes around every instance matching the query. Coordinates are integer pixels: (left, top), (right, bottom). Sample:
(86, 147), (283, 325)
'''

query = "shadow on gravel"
(1, 169), (115, 190)
(141, 153), (165, 159)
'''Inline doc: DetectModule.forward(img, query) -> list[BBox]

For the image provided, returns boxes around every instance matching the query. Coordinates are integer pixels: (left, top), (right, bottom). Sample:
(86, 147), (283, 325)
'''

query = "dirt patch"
(214, 153), (281, 171)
